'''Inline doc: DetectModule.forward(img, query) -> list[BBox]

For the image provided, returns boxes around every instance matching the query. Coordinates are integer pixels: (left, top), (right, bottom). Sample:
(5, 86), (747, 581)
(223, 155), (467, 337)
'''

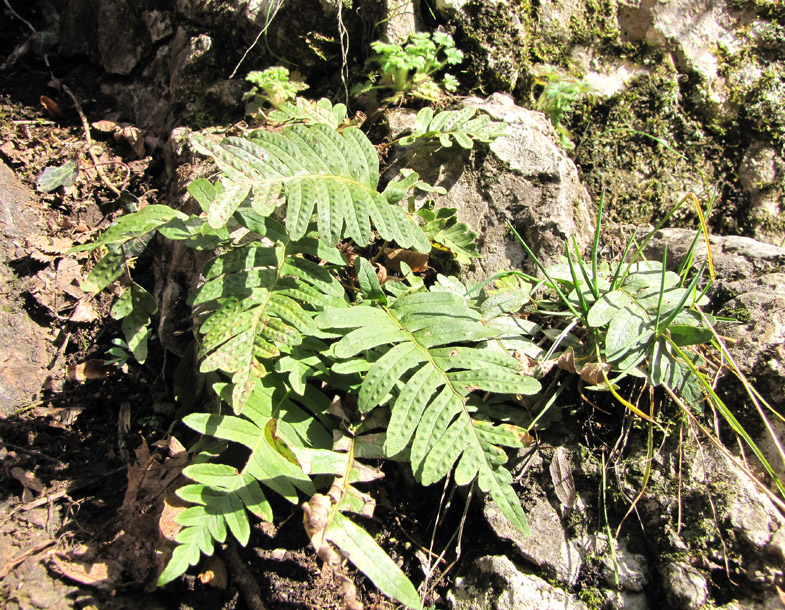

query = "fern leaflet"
(191, 219), (347, 410)
(399, 106), (507, 148)
(191, 124), (429, 249)
(317, 290), (540, 533)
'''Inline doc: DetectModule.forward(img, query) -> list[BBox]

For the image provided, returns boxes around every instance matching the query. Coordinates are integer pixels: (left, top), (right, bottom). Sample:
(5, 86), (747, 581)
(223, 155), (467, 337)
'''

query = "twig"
(0, 539), (55, 579)
(8, 466), (127, 517)
(3, 0), (35, 34)
(220, 543), (268, 610)
(61, 84), (122, 197)
(0, 441), (61, 464)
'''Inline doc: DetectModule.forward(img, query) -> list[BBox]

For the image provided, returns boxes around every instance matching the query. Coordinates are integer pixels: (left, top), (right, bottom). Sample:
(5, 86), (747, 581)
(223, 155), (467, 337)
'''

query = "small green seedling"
(533, 65), (594, 150)
(244, 66), (309, 115)
(353, 31), (464, 103)
(104, 337), (132, 368)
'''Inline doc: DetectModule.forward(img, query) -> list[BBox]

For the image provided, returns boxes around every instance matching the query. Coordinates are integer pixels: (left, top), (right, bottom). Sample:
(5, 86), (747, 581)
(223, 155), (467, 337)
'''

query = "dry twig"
(61, 84), (122, 196)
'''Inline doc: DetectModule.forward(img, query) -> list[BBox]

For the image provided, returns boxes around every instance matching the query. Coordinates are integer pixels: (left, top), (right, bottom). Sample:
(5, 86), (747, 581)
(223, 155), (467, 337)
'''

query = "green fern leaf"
(317, 290), (540, 534)
(191, 238), (346, 410)
(399, 107), (507, 148)
(191, 126), (428, 249)
(267, 97), (348, 128)
(418, 206), (480, 264)
(183, 413), (315, 502)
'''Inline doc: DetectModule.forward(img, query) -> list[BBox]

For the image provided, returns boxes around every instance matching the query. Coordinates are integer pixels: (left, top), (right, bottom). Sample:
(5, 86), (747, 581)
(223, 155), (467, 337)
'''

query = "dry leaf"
(50, 554), (115, 590)
(11, 467), (45, 503)
(302, 492), (363, 610)
(115, 126), (146, 158)
(70, 300), (99, 323)
(67, 360), (114, 382)
(40, 95), (65, 122)
(549, 447), (576, 511)
(25, 235), (78, 262)
(91, 119), (120, 133)
(382, 247), (429, 273)
(199, 556), (228, 588)
(557, 348), (609, 385)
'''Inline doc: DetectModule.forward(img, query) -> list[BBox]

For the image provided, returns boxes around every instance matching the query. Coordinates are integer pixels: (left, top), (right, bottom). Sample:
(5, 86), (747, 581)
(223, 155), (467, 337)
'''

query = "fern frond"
(267, 97), (348, 128)
(159, 374), (331, 585)
(399, 106), (507, 148)
(191, 125), (428, 249)
(419, 206), (480, 264)
(191, 236), (347, 410)
(317, 290), (540, 533)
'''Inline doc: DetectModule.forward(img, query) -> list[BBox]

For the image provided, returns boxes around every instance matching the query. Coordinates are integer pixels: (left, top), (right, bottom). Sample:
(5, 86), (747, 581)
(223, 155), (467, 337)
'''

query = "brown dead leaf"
(26, 235), (82, 262)
(115, 126), (146, 158)
(50, 554), (116, 590)
(382, 247), (429, 273)
(302, 491), (363, 610)
(67, 360), (114, 382)
(557, 348), (609, 385)
(40, 95), (65, 122)
(91, 119), (120, 133)
(549, 447), (576, 511)
(11, 467), (45, 503)
(70, 299), (99, 323)
(158, 491), (187, 542)
(199, 556), (228, 588)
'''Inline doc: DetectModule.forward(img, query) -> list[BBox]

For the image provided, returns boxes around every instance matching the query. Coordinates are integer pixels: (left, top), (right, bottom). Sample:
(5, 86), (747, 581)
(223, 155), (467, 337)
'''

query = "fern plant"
(74, 100), (532, 609)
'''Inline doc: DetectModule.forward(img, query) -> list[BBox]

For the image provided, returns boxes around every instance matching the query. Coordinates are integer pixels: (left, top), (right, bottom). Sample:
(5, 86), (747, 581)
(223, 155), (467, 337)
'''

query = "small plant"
(104, 337), (132, 368)
(399, 106), (508, 148)
(507, 197), (713, 409)
(79, 101), (516, 609)
(353, 31), (464, 104)
(533, 65), (594, 150)
(244, 66), (309, 115)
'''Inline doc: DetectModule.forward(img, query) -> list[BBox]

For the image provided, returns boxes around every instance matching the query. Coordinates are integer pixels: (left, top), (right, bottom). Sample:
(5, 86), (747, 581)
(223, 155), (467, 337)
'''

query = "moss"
(721, 303), (753, 323)
(572, 58), (734, 229)
(454, 0), (534, 93)
(577, 585), (606, 610)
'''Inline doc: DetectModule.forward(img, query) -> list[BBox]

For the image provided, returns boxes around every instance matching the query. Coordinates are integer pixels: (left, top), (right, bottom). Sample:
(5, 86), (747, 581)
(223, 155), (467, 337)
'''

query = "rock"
(601, 589), (650, 610)
(595, 537), (649, 592)
(617, 0), (754, 119)
(642, 228), (785, 284)
(0, 161), (56, 415)
(386, 93), (595, 281)
(484, 493), (583, 585)
(441, 1), (528, 92)
(738, 141), (785, 246)
(660, 561), (709, 610)
(378, 0), (419, 44)
(447, 555), (588, 610)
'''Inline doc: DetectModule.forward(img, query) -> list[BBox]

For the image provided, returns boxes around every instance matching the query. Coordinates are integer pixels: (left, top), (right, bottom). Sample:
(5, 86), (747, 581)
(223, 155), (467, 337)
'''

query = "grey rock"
(642, 228), (785, 284)
(386, 93), (595, 282)
(595, 537), (649, 592)
(378, 0), (420, 45)
(142, 10), (174, 44)
(617, 0), (754, 119)
(447, 555), (588, 610)
(718, 273), (785, 410)
(738, 141), (785, 246)
(483, 492), (583, 585)
(0, 161), (56, 414)
(660, 561), (709, 610)
(602, 589), (650, 610)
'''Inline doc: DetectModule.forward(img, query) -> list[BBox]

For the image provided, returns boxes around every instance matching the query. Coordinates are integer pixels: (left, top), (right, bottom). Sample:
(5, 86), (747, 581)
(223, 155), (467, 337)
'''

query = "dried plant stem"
(62, 84), (122, 197)
(220, 543), (269, 610)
